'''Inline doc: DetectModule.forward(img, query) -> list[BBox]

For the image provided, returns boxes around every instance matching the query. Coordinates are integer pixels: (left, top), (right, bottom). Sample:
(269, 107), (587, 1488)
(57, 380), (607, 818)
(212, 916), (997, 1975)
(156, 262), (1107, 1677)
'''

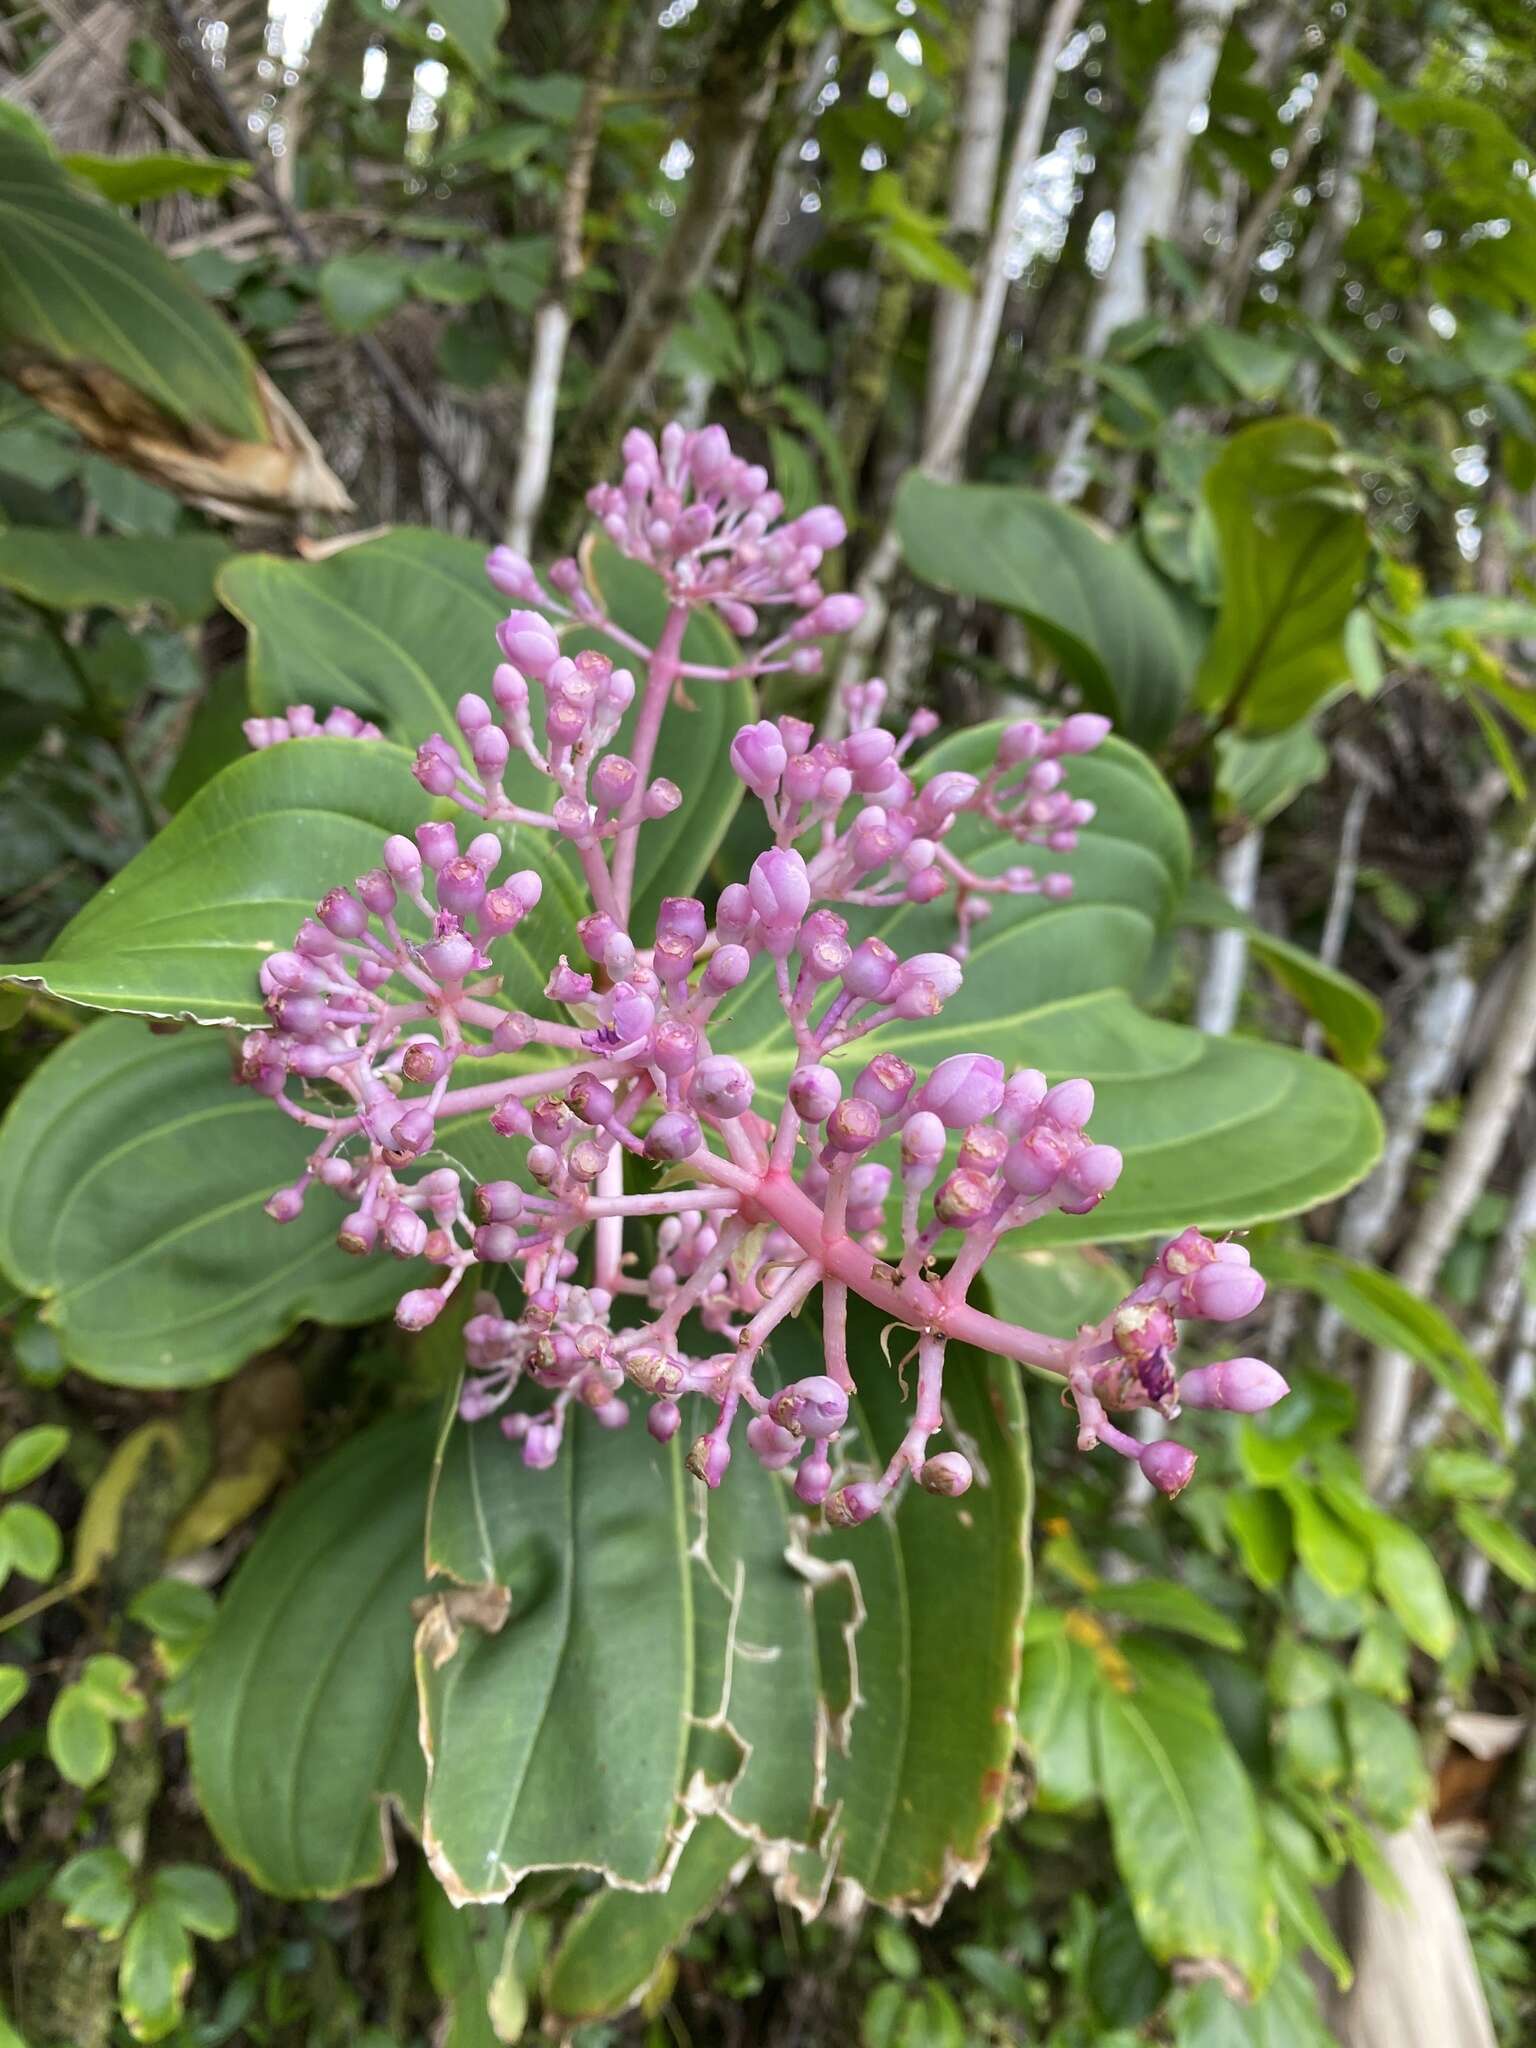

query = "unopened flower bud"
(396, 1287), (446, 1331)
(1191, 1260), (1266, 1321)
(915, 1053), (1005, 1130)
(1178, 1358), (1288, 1413)
(919, 1452), (973, 1497)
(645, 1111), (701, 1162)
(825, 1481), (883, 1527)
(1139, 1439), (1197, 1497)
(770, 1375), (849, 1440)
(648, 1400), (682, 1443)
(746, 1415), (801, 1470)
(689, 1055), (755, 1120)
(790, 1064), (841, 1124)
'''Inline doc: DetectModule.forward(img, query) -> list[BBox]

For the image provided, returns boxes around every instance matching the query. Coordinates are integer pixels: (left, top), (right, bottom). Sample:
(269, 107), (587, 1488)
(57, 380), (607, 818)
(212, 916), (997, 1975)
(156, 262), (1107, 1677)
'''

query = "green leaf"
(716, 727), (1382, 1247)
(808, 1300), (1031, 1911)
(1454, 1503), (1536, 1589)
(1280, 1482), (1370, 1599)
(0, 1423), (68, 1491)
(542, 1818), (748, 2021)
(128, 1578), (218, 1645)
(1195, 419), (1369, 733)
(52, 1847), (136, 1938)
(317, 253), (413, 333)
(77, 1651), (143, 1719)
(119, 1899), (194, 2043)
(1017, 1612), (1105, 1811)
(985, 1243), (1129, 1339)
(0, 129), (267, 443)
(0, 1501), (61, 1583)
(895, 475), (1195, 747)
(418, 1870), (515, 2048)
(1172, 1957), (1337, 2047)
(1266, 1827), (1352, 1989)
(1342, 1686), (1429, 1831)
(47, 1684), (115, 1787)
(187, 1411), (432, 1896)
(0, 1018), (422, 1384)
(1213, 726), (1329, 828)
(1421, 1448), (1512, 1503)
(219, 530), (751, 938)
(0, 530), (232, 626)
(1194, 326), (1298, 402)
(835, 0), (901, 28)
(1260, 1242), (1504, 1439)
(418, 1391), (695, 1900)
(1316, 1465), (1456, 1659)
(432, 0), (509, 78)
(0, 1665), (27, 1720)
(149, 1865), (237, 1940)
(1093, 1579), (1244, 1650)
(412, 256), (489, 306)
(0, 740), (438, 1024)
(63, 152), (249, 204)
(1224, 1488), (1292, 1591)
(1181, 876), (1383, 1072)
(1094, 1644), (1279, 1996)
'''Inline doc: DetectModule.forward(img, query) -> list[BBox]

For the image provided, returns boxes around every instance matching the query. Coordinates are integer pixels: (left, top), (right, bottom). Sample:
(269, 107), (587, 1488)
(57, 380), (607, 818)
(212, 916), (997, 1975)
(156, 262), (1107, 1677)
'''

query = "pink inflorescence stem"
(240, 422), (1286, 1523)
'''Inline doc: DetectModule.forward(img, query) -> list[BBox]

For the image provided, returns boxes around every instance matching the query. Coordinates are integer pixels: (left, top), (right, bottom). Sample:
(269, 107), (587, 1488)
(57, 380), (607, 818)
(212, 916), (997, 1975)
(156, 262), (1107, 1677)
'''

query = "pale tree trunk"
(924, 0), (1017, 439)
(1318, 799), (1536, 1362)
(829, 0), (1085, 715)
(1195, 828), (1264, 1033)
(1211, 41), (1348, 320)
(751, 28), (839, 266)
(505, 0), (627, 552)
(1357, 892), (1536, 1493)
(552, 0), (789, 526)
(1048, 0), (1242, 502)
(1295, 86), (1377, 408)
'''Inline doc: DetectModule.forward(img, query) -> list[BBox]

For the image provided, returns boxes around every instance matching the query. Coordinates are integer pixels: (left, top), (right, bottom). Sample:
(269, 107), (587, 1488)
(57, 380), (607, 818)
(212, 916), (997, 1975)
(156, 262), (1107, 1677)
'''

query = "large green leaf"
(0, 737), (581, 1026)
(1017, 1610), (1103, 1812)
(895, 473), (1195, 746)
(62, 151), (250, 205)
(418, 1392), (695, 1898)
(0, 529), (233, 625)
(218, 530), (751, 933)
(1259, 1241), (1503, 1438)
(542, 1819), (749, 2023)
(1182, 876), (1383, 1075)
(0, 1017), (416, 1383)
(1095, 1642), (1279, 1996)
(1194, 420), (1369, 733)
(0, 130), (266, 443)
(187, 1411), (433, 1896)
(1172, 1960), (1337, 2048)
(804, 1295), (1032, 1914)
(716, 727), (1382, 1244)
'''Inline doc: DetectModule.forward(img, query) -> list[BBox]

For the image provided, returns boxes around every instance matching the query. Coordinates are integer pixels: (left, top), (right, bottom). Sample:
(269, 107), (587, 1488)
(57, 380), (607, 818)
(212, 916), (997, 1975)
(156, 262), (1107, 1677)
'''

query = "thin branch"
(1302, 768), (1372, 1054)
(505, 0), (627, 552)
(161, 0), (500, 535)
(1357, 890), (1536, 1493)
(1195, 827), (1264, 1035)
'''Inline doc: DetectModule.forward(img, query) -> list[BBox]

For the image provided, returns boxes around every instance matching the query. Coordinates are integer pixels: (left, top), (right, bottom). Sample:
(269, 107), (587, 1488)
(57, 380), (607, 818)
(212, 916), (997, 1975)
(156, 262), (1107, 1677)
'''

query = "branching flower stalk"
(240, 424), (1285, 1523)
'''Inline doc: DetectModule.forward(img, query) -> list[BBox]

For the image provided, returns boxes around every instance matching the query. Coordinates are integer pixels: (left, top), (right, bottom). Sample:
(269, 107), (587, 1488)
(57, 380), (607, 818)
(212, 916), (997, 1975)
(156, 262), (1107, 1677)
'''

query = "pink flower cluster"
(244, 704), (382, 749)
(240, 423), (1285, 1524)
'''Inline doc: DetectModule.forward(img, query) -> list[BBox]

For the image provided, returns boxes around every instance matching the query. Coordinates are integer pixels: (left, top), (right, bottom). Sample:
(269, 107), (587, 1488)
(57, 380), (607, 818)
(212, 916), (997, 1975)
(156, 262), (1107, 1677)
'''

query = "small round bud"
(396, 1287), (446, 1332)
(919, 1452), (973, 1497)
(1177, 1358), (1289, 1414)
(825, 1481), (883, 1528)
(789, 1064), (842, 1124)
(1139, 1439), (1197, 1497)
(769, 1375), (849, 1440)
(689, 1055), (755, 1120)
(648, 1400), (682, 1443)
(915, 1053), (1006, 1130)
(645, 1111), (702, 1163)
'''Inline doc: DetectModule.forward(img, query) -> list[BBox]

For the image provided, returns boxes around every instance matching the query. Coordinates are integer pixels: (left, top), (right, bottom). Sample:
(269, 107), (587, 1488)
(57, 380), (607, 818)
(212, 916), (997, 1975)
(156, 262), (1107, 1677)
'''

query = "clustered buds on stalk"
(244, 704), (383, 749)
(240, 422), (1286, 1524)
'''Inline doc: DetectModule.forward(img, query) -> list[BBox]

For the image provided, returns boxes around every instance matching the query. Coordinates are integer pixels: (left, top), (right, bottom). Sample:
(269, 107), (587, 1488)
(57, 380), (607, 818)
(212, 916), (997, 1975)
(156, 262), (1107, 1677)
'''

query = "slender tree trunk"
(505, 0), (627, 552)
(1211, 41), (1348, 320)
(1357, 891), (1536, 1493)
(1295, 86), (1377, 408)
(1048, 0), (1241, 501)
(829, 0), (1084, 714)
(550, 0), (791, 527)
(924, 0), (1017, 437)
(1457, 1291), (1536, 1611)
(1196, 829), (1264, 1033)
(1319, 798), (1536, 1362)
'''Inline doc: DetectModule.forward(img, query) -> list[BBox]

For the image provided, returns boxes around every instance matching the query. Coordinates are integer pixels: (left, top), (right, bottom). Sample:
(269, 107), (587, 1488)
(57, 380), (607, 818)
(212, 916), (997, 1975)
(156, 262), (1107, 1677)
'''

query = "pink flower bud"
(396, 1287), (446, 1331)
(824, 1097), (882, 1156)
(1178, 1358), (1289, 1413)
(1051, 712), (1111, 755)
(318, 888), (369, 940)
(648, 1400), (682, 1443)
(915, 1053), (1005, 1130)
(730, 719), (787, 797)
(746, 1415), (801, 1471)
(415, 821), (458, 870)
(844, 937), (899, 1000)
(809, 594), (864, 636)
(475, 1181), (524, 1222)
(686, 1435), (732, 1487)
(934, 1169), (995, 1229)
(689, 1056), (755, 1120)
(1040, 1077), (1094, 1128)
(701, 943), (751, 996)
(715, 884), (753, 945)
(770, 1375), (849, 1440)
(919, 1452), (973, 1497)
(645, 1111), (701, 1162)
(900, 1110), (948, 1181)
(825, 1481), (883, 1528)
(792, 505), (846, 550)
(790, 1064), (842, 1124)
(854, 1053), (916, 1119)
(479, 872), (542, 935)
(485, 547), (540, 600)
(1191, 1260), (1267, 1321)
(436, 856), (487, 918)
(496, 609), (561, 677)
(1139, 1439), (1197, 1497)
(1062, 1143), (1122, 1202)
(748, 848), (811, 954)
(265, 1188), (304, 1223)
